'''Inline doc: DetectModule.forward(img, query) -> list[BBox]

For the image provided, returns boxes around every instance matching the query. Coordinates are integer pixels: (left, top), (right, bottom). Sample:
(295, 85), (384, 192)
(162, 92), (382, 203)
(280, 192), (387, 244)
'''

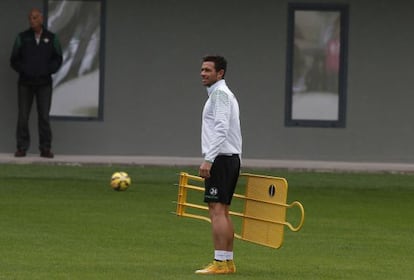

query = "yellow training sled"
(175, 172), (305, 249)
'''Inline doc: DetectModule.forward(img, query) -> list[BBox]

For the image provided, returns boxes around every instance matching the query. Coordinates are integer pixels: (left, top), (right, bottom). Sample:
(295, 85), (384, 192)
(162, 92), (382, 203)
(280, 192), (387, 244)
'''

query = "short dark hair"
(202, 55), (227, 77)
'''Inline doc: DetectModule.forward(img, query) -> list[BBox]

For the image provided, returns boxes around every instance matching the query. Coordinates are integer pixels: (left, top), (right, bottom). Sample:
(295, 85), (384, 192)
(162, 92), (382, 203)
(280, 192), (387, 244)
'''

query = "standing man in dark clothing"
(10, 8), (62, 158)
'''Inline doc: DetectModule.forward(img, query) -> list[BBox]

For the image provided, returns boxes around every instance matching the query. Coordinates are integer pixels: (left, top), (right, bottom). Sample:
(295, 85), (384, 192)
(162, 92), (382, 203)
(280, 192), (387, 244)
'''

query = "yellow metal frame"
(175, 172), (305, 249)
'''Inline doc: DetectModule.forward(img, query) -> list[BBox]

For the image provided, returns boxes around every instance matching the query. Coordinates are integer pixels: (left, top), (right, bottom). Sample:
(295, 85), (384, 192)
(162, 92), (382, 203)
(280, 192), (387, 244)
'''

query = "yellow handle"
(285, 201), (305, 232)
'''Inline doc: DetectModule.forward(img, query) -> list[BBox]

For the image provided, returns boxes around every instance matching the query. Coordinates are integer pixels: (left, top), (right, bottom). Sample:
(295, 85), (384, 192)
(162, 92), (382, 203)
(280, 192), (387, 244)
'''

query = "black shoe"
(40, 149), (54, 158)
(14, 149), (26, 157)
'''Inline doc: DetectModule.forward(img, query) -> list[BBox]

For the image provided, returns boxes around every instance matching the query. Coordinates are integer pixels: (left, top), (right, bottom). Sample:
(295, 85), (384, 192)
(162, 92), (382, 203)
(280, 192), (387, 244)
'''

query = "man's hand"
(199, 161), (212, 178)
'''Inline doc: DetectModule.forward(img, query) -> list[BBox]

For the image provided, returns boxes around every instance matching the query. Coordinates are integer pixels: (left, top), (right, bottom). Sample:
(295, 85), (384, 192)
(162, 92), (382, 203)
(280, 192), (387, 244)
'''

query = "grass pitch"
(0, 164), (413, 279)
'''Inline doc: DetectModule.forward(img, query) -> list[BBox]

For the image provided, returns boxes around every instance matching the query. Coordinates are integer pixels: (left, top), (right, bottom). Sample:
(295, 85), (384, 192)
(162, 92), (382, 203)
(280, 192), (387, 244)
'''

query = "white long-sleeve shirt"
(201, 79), (242, 162)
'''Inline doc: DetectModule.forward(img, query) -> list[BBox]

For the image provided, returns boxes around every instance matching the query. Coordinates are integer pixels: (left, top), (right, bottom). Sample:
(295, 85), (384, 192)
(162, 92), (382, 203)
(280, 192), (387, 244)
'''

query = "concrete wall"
(1, 0), (413, 163)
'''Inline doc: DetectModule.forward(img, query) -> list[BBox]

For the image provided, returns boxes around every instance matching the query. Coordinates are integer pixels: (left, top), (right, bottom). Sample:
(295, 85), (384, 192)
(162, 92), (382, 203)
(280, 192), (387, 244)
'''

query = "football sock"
(214, 250), (227, 261)
(225, 251), (234, 260)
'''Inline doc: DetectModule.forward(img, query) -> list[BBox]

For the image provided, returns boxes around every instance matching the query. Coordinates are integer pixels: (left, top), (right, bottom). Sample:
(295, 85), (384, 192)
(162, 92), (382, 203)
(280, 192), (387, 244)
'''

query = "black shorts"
(204, 154), (240, 205)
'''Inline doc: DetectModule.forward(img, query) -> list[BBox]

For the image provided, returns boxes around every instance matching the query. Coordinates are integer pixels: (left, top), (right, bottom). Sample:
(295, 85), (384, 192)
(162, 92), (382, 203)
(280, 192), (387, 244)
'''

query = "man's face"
(29, 9), (43, 31)
(200, 61), (224, 87)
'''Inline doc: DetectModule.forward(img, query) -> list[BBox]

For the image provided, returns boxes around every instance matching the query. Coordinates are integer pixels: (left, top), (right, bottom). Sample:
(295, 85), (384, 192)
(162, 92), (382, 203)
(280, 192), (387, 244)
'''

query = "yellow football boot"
(195, 260), (229, 274)
(227, 260), (236, 273)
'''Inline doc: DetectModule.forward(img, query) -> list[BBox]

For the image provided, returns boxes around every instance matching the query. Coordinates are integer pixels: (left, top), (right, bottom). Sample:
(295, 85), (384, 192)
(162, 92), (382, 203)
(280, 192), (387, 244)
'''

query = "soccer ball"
(110, 172), (131, 191)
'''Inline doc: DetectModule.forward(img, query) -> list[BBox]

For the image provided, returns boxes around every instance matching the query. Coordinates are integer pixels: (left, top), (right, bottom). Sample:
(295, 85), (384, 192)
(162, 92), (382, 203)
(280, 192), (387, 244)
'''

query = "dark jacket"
(10, 27), (63, 85)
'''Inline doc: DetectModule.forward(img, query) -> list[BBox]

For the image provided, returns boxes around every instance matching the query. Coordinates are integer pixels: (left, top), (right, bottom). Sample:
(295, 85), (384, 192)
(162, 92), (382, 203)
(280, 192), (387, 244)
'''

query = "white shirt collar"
(206, 79), (226, 96)
(34, 29), (43, 45)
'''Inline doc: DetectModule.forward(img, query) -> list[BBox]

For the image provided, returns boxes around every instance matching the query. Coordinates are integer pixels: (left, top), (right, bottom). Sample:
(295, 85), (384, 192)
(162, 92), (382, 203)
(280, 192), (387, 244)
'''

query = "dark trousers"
(16, 83), (53, 151)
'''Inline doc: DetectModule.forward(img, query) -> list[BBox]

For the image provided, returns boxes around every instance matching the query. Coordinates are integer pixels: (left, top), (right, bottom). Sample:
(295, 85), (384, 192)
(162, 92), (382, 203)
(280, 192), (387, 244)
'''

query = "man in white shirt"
(196, 55), (242, 275)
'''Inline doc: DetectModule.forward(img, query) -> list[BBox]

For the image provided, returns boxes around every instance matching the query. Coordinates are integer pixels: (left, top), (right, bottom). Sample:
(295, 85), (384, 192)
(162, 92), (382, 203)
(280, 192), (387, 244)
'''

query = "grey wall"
(1, 0), (413, 163)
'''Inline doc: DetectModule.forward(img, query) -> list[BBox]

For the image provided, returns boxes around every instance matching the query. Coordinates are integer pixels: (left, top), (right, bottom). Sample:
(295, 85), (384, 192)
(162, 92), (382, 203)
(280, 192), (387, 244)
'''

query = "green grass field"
(0, 164), (413, 279)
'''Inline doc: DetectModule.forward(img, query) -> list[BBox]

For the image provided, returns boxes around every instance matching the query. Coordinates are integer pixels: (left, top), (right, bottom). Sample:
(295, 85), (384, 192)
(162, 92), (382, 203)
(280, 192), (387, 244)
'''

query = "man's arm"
(48, 34), (63, 74)
(10, 35), (23, 73)
(203, 90), (231, 162)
